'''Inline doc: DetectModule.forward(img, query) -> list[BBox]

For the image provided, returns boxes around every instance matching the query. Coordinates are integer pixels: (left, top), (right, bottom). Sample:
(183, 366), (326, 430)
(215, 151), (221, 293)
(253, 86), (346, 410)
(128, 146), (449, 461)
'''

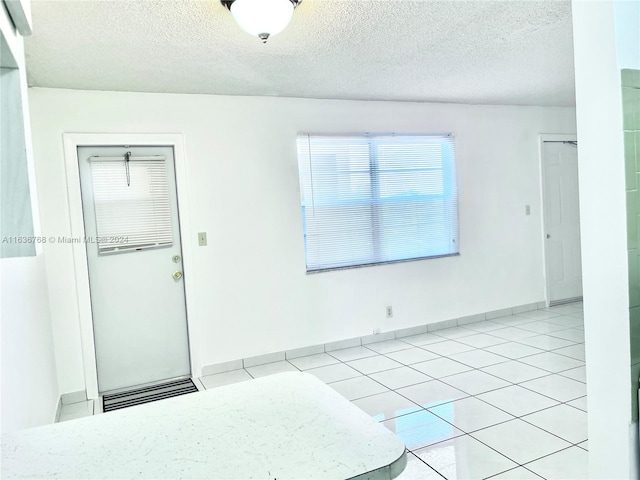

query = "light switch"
(198, 232), (207, 246)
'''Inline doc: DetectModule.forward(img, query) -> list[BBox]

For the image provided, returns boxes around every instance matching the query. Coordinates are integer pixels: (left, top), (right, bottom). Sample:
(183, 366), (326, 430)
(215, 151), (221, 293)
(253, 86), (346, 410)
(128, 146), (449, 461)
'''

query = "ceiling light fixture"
(221, 0), (302, 43)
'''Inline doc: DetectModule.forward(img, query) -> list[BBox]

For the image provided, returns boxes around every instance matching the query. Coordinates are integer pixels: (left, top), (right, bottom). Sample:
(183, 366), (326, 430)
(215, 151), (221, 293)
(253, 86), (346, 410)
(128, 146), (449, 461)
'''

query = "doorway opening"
(540, 135), (583, 307)
(62, 134), (200, 400)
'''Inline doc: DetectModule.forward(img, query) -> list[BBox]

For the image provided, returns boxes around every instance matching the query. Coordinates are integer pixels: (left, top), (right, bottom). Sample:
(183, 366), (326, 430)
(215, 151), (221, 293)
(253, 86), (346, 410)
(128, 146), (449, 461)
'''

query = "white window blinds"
(89, 155), (173, 254)
(296, 134), (459, 272)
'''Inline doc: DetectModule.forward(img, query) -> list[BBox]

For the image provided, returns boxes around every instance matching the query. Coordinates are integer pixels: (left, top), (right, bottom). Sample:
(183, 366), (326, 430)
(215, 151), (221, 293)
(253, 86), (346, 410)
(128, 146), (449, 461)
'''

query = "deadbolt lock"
(172, 255), (181, 263)
(172, 271), (183, 281)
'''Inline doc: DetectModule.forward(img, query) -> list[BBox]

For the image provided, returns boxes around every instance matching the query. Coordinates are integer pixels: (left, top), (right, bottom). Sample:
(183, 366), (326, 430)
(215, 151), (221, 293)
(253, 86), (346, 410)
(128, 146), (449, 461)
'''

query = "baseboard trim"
(61, 390), (87, 405)
(630, 421), (639, 480)
(201, 300), (549, 375)
(53, 396), (63, 423)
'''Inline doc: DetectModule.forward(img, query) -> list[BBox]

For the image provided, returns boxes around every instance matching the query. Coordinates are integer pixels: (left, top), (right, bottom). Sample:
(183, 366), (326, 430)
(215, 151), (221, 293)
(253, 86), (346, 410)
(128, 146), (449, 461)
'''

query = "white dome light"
(228, 0), (296, 43)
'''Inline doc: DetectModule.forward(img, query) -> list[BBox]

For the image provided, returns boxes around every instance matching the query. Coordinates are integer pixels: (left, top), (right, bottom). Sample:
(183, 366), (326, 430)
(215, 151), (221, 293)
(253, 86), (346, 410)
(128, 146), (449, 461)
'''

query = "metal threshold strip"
(102, 378), (198, 413)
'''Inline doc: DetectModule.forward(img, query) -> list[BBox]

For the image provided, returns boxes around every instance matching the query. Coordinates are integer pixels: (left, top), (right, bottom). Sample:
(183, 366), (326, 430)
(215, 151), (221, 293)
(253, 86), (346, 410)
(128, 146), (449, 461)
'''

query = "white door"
(78, 145), (190, 393)
(542, 141), (583, 305)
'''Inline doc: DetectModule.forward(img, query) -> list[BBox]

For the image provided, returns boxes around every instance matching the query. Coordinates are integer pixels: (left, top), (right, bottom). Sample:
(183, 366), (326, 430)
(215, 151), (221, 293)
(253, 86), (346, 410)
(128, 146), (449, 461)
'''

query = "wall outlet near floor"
(372, 327), (381, 335)
(386, 305), (393, 318)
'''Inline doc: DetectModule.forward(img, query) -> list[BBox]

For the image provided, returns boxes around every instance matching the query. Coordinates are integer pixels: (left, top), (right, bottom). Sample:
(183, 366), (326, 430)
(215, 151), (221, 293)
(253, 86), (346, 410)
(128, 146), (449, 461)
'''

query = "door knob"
(172, 271), (183, 280)
(172, 255), (181, 263)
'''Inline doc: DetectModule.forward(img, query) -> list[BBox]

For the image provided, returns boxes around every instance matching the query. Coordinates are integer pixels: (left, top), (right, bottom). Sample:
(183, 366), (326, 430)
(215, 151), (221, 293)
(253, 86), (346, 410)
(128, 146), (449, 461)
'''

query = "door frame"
(538, 133), (580, 307)
(62, 133), (200, 399)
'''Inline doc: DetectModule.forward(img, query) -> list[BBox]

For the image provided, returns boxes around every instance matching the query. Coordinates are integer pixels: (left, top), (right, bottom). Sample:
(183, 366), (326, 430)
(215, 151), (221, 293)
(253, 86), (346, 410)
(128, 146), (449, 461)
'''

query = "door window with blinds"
(88, 154), (173, 254)
(296, 134), (459, 272)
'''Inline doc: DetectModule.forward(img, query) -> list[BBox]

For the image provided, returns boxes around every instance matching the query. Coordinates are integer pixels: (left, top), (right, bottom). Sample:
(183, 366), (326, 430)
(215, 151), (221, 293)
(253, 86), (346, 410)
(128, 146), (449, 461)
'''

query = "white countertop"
(1, 372), (406, 479)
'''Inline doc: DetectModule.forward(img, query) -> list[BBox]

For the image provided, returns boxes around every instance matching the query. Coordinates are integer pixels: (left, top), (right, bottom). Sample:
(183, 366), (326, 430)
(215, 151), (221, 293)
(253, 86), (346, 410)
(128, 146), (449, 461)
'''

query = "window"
(89, 155), (173, 254)
(296, 134), (458, 272)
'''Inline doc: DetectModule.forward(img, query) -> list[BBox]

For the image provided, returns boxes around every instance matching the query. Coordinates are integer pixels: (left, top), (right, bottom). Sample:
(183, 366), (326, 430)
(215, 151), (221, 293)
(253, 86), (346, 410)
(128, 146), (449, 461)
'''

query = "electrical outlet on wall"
(386, 306), (393, 318)
(198, 232), (207, 246)
(372, 327), (381, 335)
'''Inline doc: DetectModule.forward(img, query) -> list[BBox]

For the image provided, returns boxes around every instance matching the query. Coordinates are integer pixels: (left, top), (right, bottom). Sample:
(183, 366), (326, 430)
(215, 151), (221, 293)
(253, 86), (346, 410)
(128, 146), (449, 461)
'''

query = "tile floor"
(59, 302), (587, 479)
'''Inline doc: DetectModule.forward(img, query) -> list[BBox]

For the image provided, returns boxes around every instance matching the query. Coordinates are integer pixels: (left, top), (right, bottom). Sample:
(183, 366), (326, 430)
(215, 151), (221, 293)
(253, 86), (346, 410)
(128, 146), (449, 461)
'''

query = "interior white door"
(78, 145), (190, 393)
(542, 141), (583, 305)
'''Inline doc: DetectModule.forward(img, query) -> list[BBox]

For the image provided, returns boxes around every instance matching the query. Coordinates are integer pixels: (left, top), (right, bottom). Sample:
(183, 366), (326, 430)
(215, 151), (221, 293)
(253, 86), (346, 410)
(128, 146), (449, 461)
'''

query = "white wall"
(28, 87), (576, 394)
(0, 4), (59, 432)
(1, 256), (59, 431)
(572, 1), (635, 478)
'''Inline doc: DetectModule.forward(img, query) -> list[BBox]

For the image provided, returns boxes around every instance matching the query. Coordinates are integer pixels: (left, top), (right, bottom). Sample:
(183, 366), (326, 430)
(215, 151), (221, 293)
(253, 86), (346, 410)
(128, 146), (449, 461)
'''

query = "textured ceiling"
(24, 0), (576, 106)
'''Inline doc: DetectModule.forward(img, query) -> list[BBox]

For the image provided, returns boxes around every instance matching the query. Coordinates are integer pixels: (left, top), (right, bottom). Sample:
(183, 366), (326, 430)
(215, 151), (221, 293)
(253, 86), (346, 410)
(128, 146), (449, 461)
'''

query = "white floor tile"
(471, 419), (572, 464)
(244, 361), (298, 379)
(352, 390), (421, 421)
(460, 321), (506, 333)
(567, 395), (588, 412)
(480, 361), (549, 384)
(199, 369), (252, 389)
(514, 310), (563, 321)
(430, 326), (476, 340)
(546, 304), (583, 315)
(397, 380), (468, 409)
(518, 351), (584, 373)
(369, 366), (432, 390)
(524, 446), (588, 480)
(552, 344), (586, 361)
(193, 303), (591, 474)
(549, 328), (585, 343)
(517, 320), (569, 334)
(395, 453), (443, 480)
(485, 342), (545, 359)
(286, 353), (339, 370)
(422, 340), (476, 356)
(488, 327), (538, 341)
(449, 349), (509, 368)
(516, 335), (575, 351)
(439, 370), (511, 395)
(414, 434), (518, 480)
(428, 397), (514, 433)
(544, 316), (584, 328)
(347, 355), (404, 375)
(329, 375), (389, 401)
(400, 333), (449, 346)
(326, 346), (377, 362)
(558, 365), (587, 383)
(522, 404), (588, 443)
(411, 357), (473, 378)
(567, 311), (585, 319)
(456, 333), (508, 349)
(382, 410), (464, 450)
(489, 316), (537, 328)
(520, 374), (587, 402)
(385, 347), (440, 365)
(476, 385), (559, 417)
(488, 467), (543, 479)
(365, 339), (414, 354)
(306, 362), (361, 384)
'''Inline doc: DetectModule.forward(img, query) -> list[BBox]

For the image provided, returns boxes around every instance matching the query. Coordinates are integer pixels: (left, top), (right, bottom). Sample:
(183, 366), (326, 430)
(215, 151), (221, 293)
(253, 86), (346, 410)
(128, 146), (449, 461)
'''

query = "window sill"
(306, 252), (460, 274)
